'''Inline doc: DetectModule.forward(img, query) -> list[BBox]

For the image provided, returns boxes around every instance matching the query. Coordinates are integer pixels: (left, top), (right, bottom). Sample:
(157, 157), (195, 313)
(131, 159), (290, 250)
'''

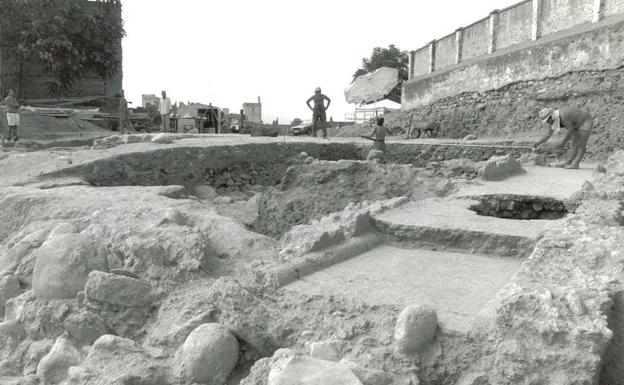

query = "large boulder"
(84, 271), (152, 307)
(32, 230), (107, 300)
(394, 305), (438, 354)
(36, 336), (81, 384)
(479, 154), (525, 181)
(205, 277), (277, 355)
(172, 323), (239, 384)
(268, 355), (362, 385)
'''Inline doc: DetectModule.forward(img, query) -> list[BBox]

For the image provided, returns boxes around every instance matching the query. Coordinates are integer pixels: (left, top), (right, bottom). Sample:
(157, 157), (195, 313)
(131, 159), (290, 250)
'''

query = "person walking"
(534, 107), (592, 169)
(3, 89), (20, 143)
(306, 87), (331, 139)
(159, 90), (172, 133)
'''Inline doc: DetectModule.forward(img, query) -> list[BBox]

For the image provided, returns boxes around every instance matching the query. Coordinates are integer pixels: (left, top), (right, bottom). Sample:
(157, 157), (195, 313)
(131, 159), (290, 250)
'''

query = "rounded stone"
(151, 133), (174, 144)
(32, 232), (106, 300)
(172, 323), (239, 384)
(394, 304), (438, 354)
(36, 336), (82, 384)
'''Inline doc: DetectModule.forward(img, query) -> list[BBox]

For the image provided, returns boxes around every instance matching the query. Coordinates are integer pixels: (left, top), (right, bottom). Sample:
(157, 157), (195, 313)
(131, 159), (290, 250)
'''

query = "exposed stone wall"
(401, 66), (624, 160)
(403, 19), (624, 109)
(495, 1), (532, 50)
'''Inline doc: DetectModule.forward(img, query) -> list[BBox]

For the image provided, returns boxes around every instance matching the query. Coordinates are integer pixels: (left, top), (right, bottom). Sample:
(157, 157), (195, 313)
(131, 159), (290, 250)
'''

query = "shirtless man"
(367, 116), (387, 152)
(306, 87), (331, 138)
(533, 107), (592, 169)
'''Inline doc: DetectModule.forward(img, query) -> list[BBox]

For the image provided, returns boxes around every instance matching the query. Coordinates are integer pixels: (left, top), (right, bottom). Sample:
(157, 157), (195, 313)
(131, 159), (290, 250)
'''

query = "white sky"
(122, 0), (519, 123)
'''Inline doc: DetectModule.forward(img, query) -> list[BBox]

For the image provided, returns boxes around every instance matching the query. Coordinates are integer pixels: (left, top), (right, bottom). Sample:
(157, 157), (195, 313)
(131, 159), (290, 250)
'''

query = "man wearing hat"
(306, 87), (331, 139)
(534, 107), (592, 169)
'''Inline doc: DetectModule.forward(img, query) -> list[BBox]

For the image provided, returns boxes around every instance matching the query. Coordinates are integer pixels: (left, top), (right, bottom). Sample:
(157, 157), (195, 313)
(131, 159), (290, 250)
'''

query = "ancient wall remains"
(404, 0), (624, 109)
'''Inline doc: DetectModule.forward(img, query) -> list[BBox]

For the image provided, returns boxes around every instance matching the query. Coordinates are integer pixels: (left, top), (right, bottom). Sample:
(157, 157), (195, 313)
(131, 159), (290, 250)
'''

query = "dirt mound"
(5, 113), (111, 142)
(252, 160), (450, 238)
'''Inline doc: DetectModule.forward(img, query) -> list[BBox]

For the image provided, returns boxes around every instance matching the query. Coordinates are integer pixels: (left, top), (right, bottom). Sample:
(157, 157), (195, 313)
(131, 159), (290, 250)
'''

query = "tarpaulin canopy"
(344, 67), (399, 104)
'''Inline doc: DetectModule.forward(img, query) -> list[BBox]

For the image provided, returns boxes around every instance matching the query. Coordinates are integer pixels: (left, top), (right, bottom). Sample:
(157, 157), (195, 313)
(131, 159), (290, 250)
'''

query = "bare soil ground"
(0, 134), (619, 385)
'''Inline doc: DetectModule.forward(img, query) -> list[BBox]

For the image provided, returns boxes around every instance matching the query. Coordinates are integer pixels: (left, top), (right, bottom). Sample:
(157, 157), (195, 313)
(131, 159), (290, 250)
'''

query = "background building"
(243, 97), (262, 123)
(142, 94), (160, 108)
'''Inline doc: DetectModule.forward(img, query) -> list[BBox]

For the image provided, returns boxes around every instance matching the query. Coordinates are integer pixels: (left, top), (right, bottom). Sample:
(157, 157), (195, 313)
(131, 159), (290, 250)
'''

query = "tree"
(1, 0), (125, 97)
(291, 118), (303, 126)
(353, 44), (409, 103)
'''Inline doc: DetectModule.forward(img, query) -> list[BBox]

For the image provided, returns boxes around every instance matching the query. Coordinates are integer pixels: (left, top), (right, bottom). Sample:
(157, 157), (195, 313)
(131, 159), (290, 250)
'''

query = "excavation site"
(0, 133), (622, 385)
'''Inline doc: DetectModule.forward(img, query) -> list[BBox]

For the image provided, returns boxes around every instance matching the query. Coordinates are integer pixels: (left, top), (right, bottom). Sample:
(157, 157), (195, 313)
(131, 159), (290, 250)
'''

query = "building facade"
(243, 97), (262, 123)
(142, 94), (160, 108)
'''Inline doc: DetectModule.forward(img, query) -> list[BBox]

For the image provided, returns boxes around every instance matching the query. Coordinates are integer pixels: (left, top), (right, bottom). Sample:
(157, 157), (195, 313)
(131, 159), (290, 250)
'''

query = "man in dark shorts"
(534, 107), (592, 169)
(306, 87), (331, 138)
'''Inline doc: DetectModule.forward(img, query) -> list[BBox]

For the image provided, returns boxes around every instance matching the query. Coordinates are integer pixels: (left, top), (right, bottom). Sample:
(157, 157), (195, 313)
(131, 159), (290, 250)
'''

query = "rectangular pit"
(284, 245), (523, 333)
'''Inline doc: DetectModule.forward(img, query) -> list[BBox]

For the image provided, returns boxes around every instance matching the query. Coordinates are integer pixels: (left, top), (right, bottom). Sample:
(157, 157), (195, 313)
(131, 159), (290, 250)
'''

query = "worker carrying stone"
(533, 107), (592, 169)
(306, 87), (331, 139)
(361, 116), (387, 152)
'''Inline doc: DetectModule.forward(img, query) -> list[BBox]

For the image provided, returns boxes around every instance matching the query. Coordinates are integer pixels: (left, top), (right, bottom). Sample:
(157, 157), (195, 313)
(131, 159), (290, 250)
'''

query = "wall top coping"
(464, 16), (491, 30)
(499, 0), (532, 14)
(438, 32), (457, 42)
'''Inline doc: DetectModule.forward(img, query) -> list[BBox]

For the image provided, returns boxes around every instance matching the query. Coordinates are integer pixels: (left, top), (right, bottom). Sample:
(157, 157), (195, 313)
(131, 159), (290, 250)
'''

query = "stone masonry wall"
(404, 18), (624, 109)
(405, 0), (624, 103)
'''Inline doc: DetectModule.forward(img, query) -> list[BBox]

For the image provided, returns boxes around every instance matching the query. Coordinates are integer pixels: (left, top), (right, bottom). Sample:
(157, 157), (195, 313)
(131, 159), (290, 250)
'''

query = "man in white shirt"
(159, 90), (172, 133)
